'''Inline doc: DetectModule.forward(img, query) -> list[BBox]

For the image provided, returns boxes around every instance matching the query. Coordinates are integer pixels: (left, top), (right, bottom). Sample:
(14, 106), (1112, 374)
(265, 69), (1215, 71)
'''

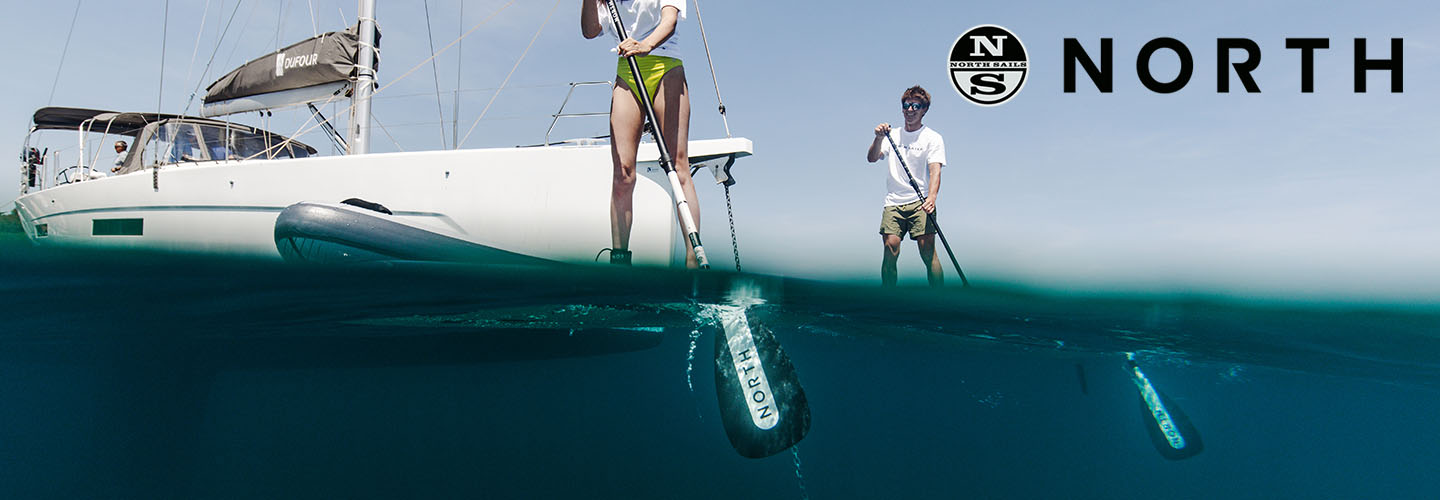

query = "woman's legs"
(610, 65), (697, 268)
(609, 81), (645, 252)
(652, 66), (700, 268)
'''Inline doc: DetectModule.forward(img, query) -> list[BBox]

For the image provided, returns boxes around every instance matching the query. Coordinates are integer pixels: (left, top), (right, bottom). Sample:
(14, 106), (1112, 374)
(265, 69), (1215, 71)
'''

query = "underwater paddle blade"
(713, 308), (810, 458)
(1128, 360), (1203, 460)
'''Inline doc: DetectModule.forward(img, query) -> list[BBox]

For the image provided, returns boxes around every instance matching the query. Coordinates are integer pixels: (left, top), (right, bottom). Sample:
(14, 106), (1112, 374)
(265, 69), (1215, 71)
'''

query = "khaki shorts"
(879, 200), (936, 239)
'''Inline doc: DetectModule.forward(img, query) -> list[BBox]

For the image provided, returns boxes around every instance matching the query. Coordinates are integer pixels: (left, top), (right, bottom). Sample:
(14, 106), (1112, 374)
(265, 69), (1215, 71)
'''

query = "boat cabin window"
(195, 123), (311, 160)
(141, 121), (311, 166)
(142, 122), (201, 165)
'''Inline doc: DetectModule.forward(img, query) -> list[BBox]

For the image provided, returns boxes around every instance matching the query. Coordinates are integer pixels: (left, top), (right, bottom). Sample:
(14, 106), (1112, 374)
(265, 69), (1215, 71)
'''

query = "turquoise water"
(1, 231), (1439, 498)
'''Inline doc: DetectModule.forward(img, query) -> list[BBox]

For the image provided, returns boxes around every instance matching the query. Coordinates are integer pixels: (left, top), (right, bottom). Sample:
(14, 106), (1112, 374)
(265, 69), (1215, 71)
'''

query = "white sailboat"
(13, 1), (752, 268)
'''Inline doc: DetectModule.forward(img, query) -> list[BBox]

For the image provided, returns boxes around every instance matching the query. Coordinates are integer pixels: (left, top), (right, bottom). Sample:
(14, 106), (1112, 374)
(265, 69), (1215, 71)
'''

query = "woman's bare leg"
(609, 81), (645, 251)
(652, 66), (699, 268)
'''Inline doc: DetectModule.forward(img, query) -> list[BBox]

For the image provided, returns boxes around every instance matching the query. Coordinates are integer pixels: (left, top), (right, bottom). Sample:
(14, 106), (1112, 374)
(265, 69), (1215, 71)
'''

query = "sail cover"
(202, 24), (380, 117)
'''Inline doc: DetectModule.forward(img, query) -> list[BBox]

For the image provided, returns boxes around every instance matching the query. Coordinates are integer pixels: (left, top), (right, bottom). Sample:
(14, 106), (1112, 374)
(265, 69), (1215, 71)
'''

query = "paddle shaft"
(884, 133), (969, 287)
(605, 1), (709, 269)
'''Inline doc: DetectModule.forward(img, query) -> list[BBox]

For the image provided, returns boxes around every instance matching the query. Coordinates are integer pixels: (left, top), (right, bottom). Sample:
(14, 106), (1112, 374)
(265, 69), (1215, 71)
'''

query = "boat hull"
(13, 138), (752, 267)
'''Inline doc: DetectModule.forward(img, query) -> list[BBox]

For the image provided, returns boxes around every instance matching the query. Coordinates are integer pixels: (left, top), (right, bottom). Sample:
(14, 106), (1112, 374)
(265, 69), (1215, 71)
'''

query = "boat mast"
(349, 0), (378, 155)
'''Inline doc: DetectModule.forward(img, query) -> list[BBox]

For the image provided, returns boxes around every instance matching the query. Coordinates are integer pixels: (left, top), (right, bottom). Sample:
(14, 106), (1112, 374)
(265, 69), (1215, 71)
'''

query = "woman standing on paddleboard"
(581, 0), (700, 268)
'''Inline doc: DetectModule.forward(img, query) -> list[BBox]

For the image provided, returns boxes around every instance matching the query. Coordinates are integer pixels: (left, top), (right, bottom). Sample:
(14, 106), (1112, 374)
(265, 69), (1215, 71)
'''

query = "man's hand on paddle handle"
(867, 123), (891, 162)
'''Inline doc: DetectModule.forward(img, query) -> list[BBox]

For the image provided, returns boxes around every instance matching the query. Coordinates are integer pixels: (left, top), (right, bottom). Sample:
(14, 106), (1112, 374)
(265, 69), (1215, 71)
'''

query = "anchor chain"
(724, 182), (741, 272)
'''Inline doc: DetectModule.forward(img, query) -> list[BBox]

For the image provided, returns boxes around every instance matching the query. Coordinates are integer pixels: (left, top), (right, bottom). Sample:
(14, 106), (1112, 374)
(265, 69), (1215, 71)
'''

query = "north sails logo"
(949, 25), (1029, 106)
(274, 52), (320, 77)
(722, 308), (778, 430)
(1132, 366), (1185, 449)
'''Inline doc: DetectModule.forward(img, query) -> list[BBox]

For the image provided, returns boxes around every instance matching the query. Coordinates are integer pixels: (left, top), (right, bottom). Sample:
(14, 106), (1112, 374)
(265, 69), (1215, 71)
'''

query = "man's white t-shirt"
(878, 125), (946, 206)
(597, 0), (686, 59)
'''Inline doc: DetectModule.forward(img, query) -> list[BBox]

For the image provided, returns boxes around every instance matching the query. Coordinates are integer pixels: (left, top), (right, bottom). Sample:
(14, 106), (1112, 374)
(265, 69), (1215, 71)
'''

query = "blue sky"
(3, 0), (1437, 302)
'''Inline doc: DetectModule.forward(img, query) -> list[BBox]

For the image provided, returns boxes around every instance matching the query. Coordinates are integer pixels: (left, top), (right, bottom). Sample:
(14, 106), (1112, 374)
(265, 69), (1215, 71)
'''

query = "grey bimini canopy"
(31, 107), (187, 136)
(202, 24), (380, 117)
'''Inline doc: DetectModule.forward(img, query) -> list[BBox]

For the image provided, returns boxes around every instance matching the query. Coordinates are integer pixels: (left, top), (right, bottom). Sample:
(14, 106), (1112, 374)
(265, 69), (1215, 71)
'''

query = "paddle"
(883, 133), (970, 287)
(712, 304), (810, 458)
(1125, 353), (1203, 460)
(603, 0), (709, 269)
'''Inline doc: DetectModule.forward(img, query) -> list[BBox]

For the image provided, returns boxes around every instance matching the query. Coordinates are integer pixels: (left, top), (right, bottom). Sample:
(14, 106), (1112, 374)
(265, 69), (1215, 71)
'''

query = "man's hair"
(901, 86), (930, 108)
(114, 141), (126, 147)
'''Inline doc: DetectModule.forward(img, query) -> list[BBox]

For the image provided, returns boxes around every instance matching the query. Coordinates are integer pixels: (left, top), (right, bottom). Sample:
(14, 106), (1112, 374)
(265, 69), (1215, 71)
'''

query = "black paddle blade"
(712, 309), (810, 458)
(1138, 388), (1203, 460)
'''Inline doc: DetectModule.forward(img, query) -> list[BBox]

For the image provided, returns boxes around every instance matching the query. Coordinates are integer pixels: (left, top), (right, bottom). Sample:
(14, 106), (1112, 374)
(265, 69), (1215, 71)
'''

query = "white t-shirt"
(597, 0), (686, 59)
(878, 125), (946, 206)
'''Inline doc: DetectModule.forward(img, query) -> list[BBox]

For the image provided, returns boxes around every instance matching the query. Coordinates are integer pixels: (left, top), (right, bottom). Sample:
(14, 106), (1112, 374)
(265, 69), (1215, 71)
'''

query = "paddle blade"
(1138, 388), (1204, 460)
(712, 308), (810, 458)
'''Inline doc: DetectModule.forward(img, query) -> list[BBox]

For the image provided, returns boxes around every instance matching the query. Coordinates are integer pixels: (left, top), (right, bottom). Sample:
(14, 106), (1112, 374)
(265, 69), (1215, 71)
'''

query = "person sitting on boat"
(110, 141), (128, 173)
(581, 0), (699, 268)
(867, 86), (947, 287)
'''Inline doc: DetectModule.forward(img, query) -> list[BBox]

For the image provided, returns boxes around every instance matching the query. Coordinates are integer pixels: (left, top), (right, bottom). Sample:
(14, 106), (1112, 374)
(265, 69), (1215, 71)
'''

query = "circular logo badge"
(948, 25), (1029, 106)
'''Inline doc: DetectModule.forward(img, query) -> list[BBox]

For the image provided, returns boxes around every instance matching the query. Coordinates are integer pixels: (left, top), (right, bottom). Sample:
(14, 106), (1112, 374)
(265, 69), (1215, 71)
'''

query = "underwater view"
(2, 0), (1437, 497)
(2, 216), (1438, 499)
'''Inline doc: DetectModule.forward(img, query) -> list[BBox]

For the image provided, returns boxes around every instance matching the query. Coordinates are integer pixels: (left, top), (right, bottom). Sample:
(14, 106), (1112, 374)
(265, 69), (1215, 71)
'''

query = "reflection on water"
(2, 233), (1440, 498)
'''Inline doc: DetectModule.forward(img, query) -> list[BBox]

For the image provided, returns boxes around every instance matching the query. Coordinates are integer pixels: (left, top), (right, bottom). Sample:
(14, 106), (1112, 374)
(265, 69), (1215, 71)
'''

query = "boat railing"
(544, 81), (612, 146)
(20, 137), (109, 193)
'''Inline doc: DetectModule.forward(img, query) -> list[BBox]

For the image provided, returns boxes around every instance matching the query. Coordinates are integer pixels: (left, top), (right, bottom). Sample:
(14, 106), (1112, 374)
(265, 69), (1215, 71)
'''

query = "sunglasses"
(902, 102), (928, 111)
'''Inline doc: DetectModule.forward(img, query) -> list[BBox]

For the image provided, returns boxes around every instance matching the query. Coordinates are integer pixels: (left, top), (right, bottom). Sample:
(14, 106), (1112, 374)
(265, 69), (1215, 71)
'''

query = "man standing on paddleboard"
(866, 86), (947, 287)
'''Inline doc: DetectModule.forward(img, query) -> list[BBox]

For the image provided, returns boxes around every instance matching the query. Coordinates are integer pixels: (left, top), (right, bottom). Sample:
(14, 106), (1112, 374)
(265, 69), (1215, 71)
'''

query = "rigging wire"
(182, 0), (214, 93)
(274, 0), (286, 53)
(220, 0), (261, 74)
(266, 0), (517, 152)
(158, 0), (170, 114)
(458, 0), (561, 148)
(330, 101), (339, 155)
(374, 0), (516, 97)
(306, 0), (318, 37)
(280, 87), (346, 152)
(453, 0), (464, 149)
(47, 0), (84, 106)
(692, 0), (742, 269)
(423, 0), (448, 149)
(691, 0), (731, 137)
(370, 82), (586, 101)
(369, 113), (406, 152)
(155, 0), (171, 192)
(181, 0), (248, 116)
(307, 102), (347, 151)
